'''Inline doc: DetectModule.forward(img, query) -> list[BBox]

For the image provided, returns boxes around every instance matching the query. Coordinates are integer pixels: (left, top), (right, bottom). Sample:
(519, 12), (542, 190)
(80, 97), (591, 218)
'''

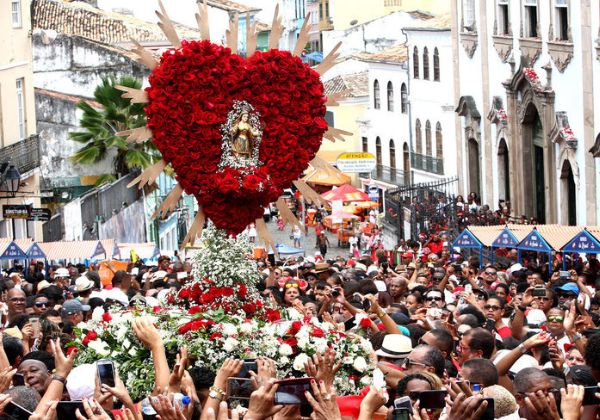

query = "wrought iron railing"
(368, 164), (407, 186)
(0, 134), (40, 174)
(411, 153), (444, 175)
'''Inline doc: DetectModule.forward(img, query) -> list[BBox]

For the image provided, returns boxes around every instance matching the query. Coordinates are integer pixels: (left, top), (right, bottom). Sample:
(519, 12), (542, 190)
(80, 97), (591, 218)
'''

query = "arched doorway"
(522, 104), (546, 222)
(468, 138), (480, 196)
(560, 160), (577, 226)
(403, 142), (410, 183)
(497, 138), (510, 202)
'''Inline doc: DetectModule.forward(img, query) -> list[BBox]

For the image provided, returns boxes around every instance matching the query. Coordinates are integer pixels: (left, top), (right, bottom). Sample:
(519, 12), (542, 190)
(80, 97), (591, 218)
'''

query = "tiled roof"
(323, 71), (368, 98)
(403, 12), (451, 30)
(35, 87), (102, 108)
(354, 44), (408, 64)
(206, 0), (260, 13)
(33, 0), (200, 45)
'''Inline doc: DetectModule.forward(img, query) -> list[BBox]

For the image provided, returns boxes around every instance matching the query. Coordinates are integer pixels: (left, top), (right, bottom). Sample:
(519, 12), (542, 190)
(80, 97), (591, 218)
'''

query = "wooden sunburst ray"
(115, 85), (148, 103)
(156, 0), (181, 48)
(115, 126), (152, 144)
(181, 208), (206, 249)
(127, 159), (167, 189)
(195, 0), (210, 41)
(293, 12), (312, 57)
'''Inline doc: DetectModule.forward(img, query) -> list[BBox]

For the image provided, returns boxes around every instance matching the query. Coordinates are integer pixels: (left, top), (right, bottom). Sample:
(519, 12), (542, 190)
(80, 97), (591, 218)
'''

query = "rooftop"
(323, 71), (369, 98)
(33, 0), (200, 45)
(35, 87), (102, 108)
(354, 44), (408, 64)
(403, 12), (451, 30)
(206, 0), (260, 13)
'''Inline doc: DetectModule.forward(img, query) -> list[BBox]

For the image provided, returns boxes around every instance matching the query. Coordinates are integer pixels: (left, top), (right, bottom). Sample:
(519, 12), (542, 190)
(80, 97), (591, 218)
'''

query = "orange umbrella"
(321, 184), (370, 203)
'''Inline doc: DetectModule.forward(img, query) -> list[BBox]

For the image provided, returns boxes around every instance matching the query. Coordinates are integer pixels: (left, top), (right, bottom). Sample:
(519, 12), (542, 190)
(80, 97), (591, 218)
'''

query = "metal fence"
(385, 176), (459, 242)
(411, 153), (444, 175)
(43, 213), (63, 242)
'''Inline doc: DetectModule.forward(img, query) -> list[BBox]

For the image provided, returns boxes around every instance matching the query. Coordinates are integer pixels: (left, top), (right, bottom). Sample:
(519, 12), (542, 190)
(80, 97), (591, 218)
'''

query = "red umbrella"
(320, 184), (370, 203)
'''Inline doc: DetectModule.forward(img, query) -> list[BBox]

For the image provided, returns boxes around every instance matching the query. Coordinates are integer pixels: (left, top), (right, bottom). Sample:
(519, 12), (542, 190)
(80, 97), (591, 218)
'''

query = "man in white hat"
(375, 334), (413, 366)
(74, 275), (95, 305)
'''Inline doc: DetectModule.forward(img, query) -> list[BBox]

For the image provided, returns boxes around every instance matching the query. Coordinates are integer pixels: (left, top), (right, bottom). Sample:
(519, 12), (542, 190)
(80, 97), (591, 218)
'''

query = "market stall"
(451, 228), (484, 268)
(560, 229), (600, 270)
(38, 240), (108, 263)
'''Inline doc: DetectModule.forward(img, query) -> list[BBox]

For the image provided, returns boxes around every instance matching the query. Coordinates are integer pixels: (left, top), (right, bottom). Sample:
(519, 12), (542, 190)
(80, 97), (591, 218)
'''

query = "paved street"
(264, 217), (350, 260)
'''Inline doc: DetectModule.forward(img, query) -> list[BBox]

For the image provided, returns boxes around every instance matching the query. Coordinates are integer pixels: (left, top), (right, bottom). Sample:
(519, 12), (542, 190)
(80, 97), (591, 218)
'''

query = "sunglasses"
(547, 316), (564, 323)
(485, 271), (497, 275)
(484, 305), (501, 311)
(35, 301), (49, 308)
(285, 283), (299, 289)
(402, 358), (429, 369)
(426, 296), (443, 302)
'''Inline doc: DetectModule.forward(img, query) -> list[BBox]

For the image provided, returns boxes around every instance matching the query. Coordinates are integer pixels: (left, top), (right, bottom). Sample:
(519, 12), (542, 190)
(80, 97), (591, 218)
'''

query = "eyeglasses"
(485, 271), (497, 276)
(402, 358), (430, 369)
(35, 301), (49, 307)
(9, 298), (25, 303)
(547, 316), (564, 323)
(484, 305), (501, 311)
(426, 296), (443, 302)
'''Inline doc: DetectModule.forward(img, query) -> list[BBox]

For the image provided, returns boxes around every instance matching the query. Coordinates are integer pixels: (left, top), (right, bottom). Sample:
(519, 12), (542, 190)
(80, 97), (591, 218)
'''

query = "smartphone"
(583, 386), (600, 405)
(3, 401), (32, 420)
(12, 372), (25, 387)
(412, 390), (448, 409)
(56, 401), (85, 420)
(362, 298), (371, 311)
(274, 377), (313, 406)
(97, 359), (116, 387)
(372, 368), (386, 389)
(559, 270), (571, 279)
(464, 284), (472, 294)
(480, 397), (495, 420)
(239, 359), (257, 378)
(227, 377), (254, 407)
(427, 308), (442, 319)
(393, 396), (413, 414)
(177, 272), (187, 280)
(30, 317), (40, 337)
(532, 287), (547, 297)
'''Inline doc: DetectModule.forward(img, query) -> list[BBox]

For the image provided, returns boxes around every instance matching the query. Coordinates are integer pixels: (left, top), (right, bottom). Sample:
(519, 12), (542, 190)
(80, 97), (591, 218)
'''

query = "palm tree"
(70, 76), (160, 184)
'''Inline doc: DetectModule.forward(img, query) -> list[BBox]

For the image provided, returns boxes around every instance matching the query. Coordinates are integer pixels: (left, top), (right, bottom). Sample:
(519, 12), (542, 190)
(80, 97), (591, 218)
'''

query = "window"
(413, 47), (419, 79)
(524, 0), (538, 38)
(462, 0), (476, 31)
(387, 81), (394, 112)
(433, 48), (440, 81)
(497, 0), (510, 35)
(362, 137), (368, 153)
(324, 0), (329, 18)
(16, 78), (25, 140)
(390, 139), (396, 169)
(319, 3), (323, 20)
(436, 122), (443, 158)
(423, 47), (430, 80)
(11, 0), (22, 28)
(415, 119), (422, 154)
(425, 120), (432, 156)
(373, 80), (381, 109)
(376, 137), (382, 164)
(400, 83), (408, 113)
(555, 0), (569, 41)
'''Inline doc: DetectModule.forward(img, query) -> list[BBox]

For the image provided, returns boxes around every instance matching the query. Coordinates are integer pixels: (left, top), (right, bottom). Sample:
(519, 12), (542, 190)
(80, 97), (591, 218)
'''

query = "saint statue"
(230, 111), (260, 159)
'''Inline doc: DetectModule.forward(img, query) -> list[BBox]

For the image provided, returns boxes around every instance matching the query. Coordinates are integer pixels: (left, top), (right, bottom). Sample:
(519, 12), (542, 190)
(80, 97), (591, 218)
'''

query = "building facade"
(452, 0), (600, 226)
(0, 0), (43, 240)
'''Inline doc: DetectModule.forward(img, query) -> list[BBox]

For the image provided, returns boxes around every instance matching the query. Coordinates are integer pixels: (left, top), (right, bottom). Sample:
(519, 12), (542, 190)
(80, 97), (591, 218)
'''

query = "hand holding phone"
(97, 360), (115, 387)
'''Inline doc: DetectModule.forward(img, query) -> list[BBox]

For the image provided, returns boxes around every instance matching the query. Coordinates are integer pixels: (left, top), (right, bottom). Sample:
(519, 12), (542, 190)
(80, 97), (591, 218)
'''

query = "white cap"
(509, 263), (523, 274)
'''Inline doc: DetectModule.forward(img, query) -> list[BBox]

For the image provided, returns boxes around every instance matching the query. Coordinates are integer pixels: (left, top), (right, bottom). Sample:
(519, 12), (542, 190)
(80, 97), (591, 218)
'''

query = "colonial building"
(0, 0), (43, 240)
(452, 0), (600, 226)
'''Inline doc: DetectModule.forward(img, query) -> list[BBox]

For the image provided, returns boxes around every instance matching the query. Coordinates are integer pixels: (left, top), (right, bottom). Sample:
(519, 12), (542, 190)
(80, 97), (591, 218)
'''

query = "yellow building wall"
(317, 102), (366, 186)
(0, 0), (37, 147)
(392, 0), (450, 14)
(330, 0), (386, 30)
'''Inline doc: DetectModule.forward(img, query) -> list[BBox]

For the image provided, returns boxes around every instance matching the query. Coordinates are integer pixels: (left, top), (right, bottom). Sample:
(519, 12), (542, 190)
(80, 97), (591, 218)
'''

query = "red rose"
(82, 330), (98, 346)
(218, 173), (240, 195)
(242, 303), (256, 314)
(312, 327), (325, 338)
(102, 313), (112, 322)
(237, 284), (247, 299)
(359, 318), (372, 329)
(188, 306), (202, 315)
(284, 337), (298, 347)
(265, 309), (281, 322)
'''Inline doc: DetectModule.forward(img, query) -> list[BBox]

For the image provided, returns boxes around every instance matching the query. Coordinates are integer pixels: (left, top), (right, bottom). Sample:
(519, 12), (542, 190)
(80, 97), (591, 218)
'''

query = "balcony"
(411, 153), (444, 175)
(361, 164), (407, 186)
(0, 134), (40, 174)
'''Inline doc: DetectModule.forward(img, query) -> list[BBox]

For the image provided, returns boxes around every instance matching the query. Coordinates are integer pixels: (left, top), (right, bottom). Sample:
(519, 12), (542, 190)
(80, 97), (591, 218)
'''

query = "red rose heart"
(145, 40), (327, 234)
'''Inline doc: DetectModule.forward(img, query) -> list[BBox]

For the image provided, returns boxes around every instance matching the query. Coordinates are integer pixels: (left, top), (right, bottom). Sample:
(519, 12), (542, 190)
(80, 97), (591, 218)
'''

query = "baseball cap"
(508, 263), (523, 274)
(62, 299), (90, 315)
(354, 263), (367, 272)
(55, 268), (70, 278)
(557, 283), (580, 296)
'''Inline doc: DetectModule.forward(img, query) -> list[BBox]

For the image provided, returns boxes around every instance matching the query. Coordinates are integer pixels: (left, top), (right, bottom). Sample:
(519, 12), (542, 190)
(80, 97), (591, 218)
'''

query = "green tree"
(69, 76), (160, 184)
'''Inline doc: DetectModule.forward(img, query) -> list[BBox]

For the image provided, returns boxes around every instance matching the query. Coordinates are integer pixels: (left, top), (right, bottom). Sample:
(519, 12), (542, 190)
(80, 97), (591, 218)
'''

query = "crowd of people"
(0, 230), (598, 419)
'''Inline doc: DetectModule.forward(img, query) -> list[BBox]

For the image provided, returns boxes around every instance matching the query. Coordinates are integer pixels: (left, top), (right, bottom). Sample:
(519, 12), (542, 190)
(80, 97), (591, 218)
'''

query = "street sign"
(336, 152), (377, 173)
(2, 205), (31, 219)
(28, 208), (51, 222)
(368, 185), (379, 201)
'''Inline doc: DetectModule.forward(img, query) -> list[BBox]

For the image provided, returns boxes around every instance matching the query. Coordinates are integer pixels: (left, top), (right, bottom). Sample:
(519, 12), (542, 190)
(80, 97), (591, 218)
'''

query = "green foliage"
(69, 76), (161, 177)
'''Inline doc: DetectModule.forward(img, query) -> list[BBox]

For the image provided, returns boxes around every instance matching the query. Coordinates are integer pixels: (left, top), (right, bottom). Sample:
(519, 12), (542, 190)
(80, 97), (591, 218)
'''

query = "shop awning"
(517, 228), (553, 252)
(536, 225), (583, 251)
(321, 184), (370, 202)
(452, 228), (483, 249)
(303, 167), (351, 186)
(115, 243), (160, 261)
(0, 241), (28, 260)
(39, 240), (108, 261)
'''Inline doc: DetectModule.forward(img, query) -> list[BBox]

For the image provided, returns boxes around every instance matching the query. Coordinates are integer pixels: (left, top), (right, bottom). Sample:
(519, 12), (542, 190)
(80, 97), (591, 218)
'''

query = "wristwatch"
(571, 332), (583, 342)
(208, 386), (225, 401)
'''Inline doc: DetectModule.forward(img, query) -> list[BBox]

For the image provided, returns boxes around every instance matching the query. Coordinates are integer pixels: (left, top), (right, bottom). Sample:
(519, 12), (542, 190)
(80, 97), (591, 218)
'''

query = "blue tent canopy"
(26, 243), (46, 259)
(518, 228), (553, 252)
(0, 241), (27, 260)
(491, 227), (520, 249)
(452, 229), (483, 268)
(562, 229), (600, 254)
(275, 244), (305, 256)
